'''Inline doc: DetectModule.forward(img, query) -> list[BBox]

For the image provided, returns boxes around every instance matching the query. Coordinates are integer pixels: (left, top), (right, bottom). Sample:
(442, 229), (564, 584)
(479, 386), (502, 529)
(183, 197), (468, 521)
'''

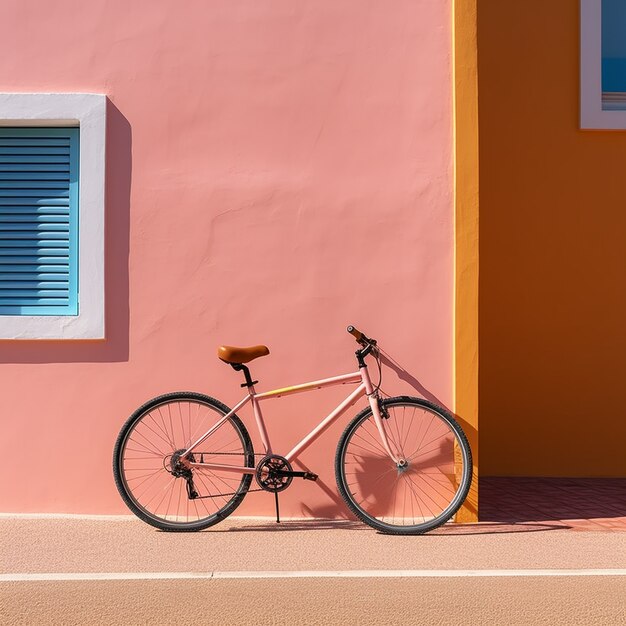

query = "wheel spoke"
(115, 395), (253, 529)
(156, 407), (176, 450)
(338, 399), (471, 533)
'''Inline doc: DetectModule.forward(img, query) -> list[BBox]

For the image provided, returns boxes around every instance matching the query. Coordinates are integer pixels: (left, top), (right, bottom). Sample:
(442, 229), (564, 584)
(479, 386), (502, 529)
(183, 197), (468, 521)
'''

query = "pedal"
(303, 472), (318, 482)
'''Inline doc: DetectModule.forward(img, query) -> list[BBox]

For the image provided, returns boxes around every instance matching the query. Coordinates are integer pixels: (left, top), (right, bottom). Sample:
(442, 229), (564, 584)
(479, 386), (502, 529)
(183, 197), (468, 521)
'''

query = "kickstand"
(274, 491), (280, 524)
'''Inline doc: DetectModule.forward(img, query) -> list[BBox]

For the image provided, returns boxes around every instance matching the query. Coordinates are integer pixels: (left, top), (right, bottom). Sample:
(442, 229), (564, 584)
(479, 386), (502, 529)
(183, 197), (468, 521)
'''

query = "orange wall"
(478, 0), (626, 476)
(453, 0), (479, 520)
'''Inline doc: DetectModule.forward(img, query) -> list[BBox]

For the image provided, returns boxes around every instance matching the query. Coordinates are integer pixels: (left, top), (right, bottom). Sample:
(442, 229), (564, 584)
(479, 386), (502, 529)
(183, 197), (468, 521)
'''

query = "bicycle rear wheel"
(335, 396), (472, 534)
(113, 392), (254, 531)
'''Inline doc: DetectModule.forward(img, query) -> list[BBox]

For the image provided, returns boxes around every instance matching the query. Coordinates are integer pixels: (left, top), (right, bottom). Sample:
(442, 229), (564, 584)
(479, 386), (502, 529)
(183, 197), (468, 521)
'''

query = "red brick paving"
(479, 477), (626, 531)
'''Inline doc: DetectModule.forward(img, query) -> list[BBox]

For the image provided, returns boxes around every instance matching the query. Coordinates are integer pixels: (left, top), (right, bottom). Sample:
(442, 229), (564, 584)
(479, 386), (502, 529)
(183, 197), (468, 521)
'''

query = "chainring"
(255, 455), (293, 492)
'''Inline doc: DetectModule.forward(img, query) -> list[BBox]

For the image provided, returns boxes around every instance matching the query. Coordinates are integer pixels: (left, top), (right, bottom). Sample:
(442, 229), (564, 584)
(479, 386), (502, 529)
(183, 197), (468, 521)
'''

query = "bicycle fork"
(362, 371), (402, 466)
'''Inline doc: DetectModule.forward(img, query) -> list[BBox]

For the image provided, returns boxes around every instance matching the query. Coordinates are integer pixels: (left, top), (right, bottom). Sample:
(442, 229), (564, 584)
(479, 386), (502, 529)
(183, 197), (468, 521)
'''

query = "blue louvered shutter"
(0, 128), (78, 315)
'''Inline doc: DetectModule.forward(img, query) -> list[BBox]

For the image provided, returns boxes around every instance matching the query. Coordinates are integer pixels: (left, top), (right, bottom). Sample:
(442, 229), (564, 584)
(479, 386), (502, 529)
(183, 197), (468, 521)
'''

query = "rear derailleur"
(168, 449), (198, 500)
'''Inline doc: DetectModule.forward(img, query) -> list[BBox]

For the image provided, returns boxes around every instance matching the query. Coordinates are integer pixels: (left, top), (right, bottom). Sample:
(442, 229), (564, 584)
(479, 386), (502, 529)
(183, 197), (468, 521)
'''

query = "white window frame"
(581, 0), (626, 129)
(0, 93), (105, 339)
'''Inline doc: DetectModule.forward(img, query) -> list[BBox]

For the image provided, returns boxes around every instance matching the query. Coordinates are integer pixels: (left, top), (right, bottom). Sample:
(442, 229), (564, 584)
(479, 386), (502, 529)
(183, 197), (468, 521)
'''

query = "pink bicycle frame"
(182, 366), (400, 475)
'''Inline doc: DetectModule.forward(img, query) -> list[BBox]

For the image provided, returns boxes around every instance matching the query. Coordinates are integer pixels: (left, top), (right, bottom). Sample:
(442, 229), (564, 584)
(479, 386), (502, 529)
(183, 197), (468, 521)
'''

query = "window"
(601, 0), (626, 110)
(581, 0), (626, 128)
(0, 93), (105, 339)
(0, 127), (79, 315)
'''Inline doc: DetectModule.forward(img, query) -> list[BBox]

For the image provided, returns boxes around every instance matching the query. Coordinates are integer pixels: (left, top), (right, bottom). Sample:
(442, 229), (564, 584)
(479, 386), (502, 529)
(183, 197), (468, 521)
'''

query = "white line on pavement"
(0, 513), (137, 521)
(2, 569), (626, 582)
(0, 513), (321, 521)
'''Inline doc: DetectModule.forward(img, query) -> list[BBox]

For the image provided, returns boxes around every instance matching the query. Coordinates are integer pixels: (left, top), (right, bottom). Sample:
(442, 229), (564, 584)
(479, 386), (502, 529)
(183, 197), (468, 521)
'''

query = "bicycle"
(113, 326), (472, 535)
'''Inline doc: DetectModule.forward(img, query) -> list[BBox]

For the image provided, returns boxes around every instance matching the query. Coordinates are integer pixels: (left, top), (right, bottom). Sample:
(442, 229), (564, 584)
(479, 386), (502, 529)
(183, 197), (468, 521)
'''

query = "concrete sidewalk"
(1, 516), (625, 625)
(1, 516), (626, 573)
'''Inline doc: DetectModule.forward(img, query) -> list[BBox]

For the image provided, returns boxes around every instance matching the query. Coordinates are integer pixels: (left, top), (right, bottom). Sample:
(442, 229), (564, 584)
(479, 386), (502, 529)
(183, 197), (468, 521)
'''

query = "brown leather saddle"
(217, 344), (270, 364)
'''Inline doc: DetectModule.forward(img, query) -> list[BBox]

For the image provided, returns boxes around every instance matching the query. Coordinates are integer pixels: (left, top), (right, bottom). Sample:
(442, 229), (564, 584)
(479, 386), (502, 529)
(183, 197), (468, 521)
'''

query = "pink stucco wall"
(0, 0), (453, 516)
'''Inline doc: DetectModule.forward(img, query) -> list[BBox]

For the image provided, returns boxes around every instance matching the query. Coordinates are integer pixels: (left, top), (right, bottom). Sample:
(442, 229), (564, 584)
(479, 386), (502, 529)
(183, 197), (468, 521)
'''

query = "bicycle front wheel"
(113, 392), (254, 531)
(336, 396), (472, 534)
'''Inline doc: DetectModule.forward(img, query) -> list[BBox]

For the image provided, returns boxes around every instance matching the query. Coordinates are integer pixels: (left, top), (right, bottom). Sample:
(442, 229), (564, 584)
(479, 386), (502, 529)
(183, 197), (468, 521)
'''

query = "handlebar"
(347, 325), (376, 347)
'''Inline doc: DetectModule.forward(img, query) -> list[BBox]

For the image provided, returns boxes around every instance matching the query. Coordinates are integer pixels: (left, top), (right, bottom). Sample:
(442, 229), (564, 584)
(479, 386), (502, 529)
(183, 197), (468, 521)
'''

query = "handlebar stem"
(355, 343), (375, 368)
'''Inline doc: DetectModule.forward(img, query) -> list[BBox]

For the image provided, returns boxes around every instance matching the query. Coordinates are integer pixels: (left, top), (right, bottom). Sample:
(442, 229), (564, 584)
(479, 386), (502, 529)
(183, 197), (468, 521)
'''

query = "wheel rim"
(340, 401), (470, 530)
(118, 399), (251, 526)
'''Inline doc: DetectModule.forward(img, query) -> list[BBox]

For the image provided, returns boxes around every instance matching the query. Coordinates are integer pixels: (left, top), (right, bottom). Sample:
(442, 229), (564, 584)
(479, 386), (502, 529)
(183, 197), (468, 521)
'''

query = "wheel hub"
(396, 458), (409, 474)
(167, 448), (195, 478)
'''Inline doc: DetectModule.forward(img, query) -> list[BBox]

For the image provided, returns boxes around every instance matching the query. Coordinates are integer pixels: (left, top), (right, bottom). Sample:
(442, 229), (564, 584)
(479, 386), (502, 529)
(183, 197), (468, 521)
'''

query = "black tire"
(113, 392), (254, 531)
(335, 396), (472, 535)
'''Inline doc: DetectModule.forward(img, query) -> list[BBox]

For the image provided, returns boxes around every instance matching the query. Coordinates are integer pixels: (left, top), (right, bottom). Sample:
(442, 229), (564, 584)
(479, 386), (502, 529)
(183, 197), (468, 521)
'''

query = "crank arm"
(273, 470), (318, 481)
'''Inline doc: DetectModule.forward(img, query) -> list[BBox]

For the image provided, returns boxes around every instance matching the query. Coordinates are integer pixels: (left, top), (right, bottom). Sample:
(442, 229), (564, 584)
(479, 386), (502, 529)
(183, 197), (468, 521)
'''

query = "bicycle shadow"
(377, 349), (444, 407)
(286, 455), (565, 536)
(209, 519), (568, 535)
(299, 349), (480, 524)
(213, 519), (367, 533)
(377, 348), (479, 521)
(415, 522), (569, 535)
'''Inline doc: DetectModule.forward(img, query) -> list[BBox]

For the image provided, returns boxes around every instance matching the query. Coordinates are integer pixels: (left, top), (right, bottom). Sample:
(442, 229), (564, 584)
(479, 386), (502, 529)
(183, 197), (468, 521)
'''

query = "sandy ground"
(2, 577), (626, 626)
(1, 517), (625, 625)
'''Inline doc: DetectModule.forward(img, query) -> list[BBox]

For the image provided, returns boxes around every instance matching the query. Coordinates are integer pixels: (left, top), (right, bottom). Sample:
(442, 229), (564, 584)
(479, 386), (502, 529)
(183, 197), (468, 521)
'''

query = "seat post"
(230, 363), (258, 388)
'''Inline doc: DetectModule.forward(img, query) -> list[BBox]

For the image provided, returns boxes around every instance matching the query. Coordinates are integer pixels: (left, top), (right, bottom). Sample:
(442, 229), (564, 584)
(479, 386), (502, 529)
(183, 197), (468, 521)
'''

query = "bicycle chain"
(190, 451), (266, 456)
(185, 451), (264, 499)
(190, 488), (263, 499)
